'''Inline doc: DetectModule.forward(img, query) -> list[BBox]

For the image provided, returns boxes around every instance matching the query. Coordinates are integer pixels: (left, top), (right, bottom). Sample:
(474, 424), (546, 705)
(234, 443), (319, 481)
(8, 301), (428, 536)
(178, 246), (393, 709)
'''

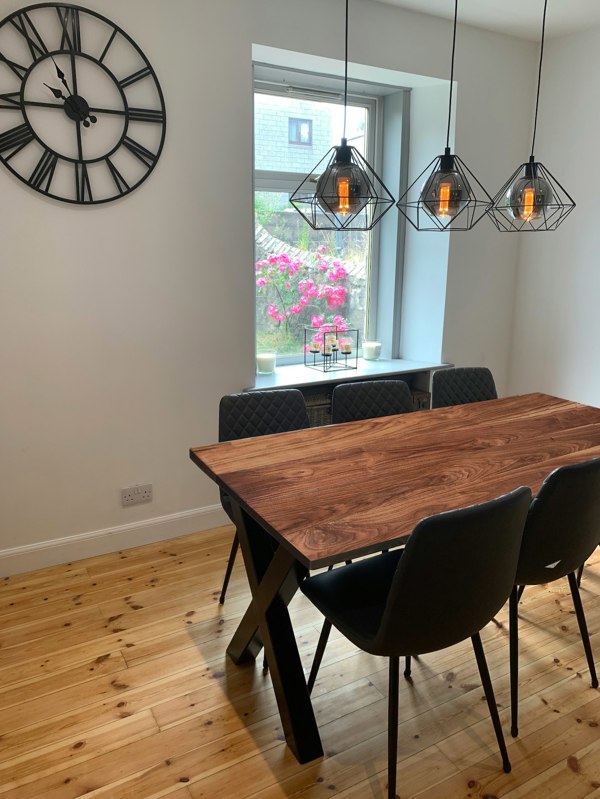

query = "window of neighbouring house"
(288, 117), (313, 145)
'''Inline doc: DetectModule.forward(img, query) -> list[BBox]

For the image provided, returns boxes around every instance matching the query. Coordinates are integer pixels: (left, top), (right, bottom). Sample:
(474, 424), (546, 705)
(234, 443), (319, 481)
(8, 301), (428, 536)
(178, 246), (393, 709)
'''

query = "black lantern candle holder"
(304, 326), (359, 373)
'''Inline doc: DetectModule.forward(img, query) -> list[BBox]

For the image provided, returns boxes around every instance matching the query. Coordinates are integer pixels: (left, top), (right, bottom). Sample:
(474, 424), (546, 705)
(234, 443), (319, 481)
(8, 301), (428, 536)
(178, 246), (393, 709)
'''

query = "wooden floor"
(1, 527), (599, 799)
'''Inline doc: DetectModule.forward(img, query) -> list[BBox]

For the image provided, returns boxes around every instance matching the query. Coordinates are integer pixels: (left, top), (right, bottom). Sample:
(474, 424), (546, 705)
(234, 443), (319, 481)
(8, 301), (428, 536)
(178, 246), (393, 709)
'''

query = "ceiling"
(375, 0), (600, 41)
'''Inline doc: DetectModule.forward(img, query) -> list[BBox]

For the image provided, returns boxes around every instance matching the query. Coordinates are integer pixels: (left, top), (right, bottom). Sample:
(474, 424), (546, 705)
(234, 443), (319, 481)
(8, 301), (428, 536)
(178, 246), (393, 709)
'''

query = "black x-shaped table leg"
(226, 502), (323, 764)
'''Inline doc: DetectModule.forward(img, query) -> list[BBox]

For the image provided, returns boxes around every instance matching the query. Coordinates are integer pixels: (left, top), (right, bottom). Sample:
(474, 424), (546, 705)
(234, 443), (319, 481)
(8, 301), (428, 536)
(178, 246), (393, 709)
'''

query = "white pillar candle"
(256, 352), (276, 374)
(362, 341), (381, 360)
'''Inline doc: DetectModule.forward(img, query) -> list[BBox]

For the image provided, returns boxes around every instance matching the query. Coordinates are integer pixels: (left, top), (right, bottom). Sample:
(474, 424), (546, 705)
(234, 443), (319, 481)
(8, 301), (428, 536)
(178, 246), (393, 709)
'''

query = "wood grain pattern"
(1, 525), (599, 798)
(190, 393), (600, 567)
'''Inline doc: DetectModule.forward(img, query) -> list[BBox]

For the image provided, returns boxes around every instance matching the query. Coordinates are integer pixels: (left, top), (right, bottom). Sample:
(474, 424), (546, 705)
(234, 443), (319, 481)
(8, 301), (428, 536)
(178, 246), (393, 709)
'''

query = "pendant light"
(396, 0), (491, 231)
(488, 0), (575, 231)
(290, 0), (395, 231)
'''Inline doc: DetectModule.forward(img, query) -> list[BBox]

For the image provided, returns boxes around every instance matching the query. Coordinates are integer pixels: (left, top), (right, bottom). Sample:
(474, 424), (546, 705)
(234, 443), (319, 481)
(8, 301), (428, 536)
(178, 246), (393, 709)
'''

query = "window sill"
(248, 358), (449, 391)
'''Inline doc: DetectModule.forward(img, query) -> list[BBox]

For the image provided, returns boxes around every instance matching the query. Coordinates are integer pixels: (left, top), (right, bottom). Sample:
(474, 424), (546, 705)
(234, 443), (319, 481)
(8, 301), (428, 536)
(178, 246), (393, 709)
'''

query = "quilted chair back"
(331, 380), (414, 424)
(431, 367), (497, 409)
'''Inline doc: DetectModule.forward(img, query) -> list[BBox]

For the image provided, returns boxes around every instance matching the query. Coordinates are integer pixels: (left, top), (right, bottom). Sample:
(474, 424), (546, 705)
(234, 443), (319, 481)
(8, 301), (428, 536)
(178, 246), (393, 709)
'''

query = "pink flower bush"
(256, 245), (353, 346)
(267, 303), (285, 322)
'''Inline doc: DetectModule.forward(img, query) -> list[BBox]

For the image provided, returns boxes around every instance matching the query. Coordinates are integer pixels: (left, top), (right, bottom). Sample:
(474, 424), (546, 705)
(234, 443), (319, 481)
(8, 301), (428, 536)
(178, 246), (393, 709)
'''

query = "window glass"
(255, 191), (369, 357)
(254, 92), (371, 359)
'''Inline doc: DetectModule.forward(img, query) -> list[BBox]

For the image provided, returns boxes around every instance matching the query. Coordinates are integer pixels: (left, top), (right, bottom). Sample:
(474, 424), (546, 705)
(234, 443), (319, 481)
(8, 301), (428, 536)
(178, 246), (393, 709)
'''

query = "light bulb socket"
(334, 138), (352, 165)
(440, 147), (455, 172)
(524, 156), (538, 179)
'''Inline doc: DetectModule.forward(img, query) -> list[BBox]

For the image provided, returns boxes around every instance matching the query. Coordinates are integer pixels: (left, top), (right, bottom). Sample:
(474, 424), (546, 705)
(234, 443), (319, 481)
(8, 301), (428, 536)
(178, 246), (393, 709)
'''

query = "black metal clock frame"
(0, 3), (166, 204)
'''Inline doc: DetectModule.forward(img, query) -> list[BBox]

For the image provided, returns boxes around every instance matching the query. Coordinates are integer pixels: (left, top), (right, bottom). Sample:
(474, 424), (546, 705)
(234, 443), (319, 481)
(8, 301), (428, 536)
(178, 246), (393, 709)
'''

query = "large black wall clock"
(0, 3), (166, 204)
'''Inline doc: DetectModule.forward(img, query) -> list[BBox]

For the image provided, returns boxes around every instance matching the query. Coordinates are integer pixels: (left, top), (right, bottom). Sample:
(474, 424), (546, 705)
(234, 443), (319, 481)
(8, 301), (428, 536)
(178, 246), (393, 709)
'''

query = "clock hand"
(44, 82), (67, 101)
(51, 55), (72, 96)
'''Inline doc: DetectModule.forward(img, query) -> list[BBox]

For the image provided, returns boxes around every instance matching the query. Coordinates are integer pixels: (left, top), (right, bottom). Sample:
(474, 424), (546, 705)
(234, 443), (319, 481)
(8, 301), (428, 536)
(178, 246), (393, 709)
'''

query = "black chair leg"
(307, 619), (332, 695)
(567, 572), (599, 688)
(404, 655), (411, 679)
(516, 584), (525, 602)
(388, 656), (400, 799)
(576, 563), (585, 587)
(509, 586), (519, 737)
(219, 533), (239, 604)
(471, 632), (511, 773)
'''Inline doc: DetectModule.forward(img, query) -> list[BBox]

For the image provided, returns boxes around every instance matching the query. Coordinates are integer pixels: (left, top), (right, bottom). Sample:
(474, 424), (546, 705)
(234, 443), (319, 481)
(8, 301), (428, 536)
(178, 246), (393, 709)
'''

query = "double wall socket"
(121, 483), (153, 507)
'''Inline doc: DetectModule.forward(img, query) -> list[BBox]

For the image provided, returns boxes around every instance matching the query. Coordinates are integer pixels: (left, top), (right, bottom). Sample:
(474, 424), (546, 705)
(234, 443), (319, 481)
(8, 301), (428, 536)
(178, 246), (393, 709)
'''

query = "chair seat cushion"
(301, 550), (403, 652)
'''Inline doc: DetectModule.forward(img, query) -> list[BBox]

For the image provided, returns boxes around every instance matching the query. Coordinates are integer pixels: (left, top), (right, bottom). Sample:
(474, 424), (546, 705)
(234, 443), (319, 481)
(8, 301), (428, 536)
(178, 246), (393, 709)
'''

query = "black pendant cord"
(290, 0), (396, 229)
(343, 0), (349, 140)
(530, 0), (548, 159)
(445, 0), (459, 150)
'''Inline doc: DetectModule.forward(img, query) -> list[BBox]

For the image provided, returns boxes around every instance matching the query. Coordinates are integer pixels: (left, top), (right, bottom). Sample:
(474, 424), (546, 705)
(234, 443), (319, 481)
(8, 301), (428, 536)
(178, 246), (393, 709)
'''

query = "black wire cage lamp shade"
(488, 157), (575, 231)
(290, 0), (395, 231)
(487, 0), (575, 232)
(396, 0), (492, 232)
(397, 147), (492, 231)
(290, 138), (395, 230)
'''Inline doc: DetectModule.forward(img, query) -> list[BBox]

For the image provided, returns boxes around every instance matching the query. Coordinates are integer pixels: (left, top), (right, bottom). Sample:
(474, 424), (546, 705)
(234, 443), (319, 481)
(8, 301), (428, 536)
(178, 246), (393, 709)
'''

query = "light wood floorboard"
(1, 525), (599, 798)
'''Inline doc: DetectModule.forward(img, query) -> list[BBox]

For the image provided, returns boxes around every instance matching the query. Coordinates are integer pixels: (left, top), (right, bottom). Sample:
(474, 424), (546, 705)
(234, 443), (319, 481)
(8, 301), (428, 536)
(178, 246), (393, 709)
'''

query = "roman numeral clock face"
(0, 3), (166, 203)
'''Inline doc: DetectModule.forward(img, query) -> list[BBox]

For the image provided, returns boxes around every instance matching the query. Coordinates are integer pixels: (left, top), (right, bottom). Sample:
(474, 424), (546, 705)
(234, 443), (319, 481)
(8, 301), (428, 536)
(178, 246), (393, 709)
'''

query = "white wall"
(0, 0), (535, 573)
(508, 26), (600, 407)
(399, 82), (451, 363)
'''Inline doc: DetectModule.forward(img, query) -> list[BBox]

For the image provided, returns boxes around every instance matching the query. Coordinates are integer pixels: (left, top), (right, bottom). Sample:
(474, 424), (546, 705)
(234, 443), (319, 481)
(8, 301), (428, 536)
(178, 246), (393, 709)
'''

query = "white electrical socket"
(121, 483), (153, 507)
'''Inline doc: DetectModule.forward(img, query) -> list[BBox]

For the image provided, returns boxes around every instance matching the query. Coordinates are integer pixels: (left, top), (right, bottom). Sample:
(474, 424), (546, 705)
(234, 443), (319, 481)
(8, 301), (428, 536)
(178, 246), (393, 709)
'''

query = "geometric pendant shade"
(487, 0), (575, 232)
(290, 0), (395, 232)
(488, 157), (575, 232)
(396, 0), (491, 232)
(397, 147), (492, 232)
(290, 138), (395, 231)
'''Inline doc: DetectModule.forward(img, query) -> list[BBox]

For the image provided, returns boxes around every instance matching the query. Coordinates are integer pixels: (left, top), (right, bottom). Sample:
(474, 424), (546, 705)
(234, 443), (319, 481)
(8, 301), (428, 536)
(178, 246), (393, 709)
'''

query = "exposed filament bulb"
(337, 177), (351, 215)
(438, 182), (451, 218)
(522, 187), (535, 221)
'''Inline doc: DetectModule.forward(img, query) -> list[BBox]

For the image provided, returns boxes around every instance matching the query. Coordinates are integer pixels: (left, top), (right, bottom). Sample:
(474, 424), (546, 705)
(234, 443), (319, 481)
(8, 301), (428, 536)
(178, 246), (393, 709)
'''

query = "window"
(254, 88), (375, 361)
(288, 117), (312, 145)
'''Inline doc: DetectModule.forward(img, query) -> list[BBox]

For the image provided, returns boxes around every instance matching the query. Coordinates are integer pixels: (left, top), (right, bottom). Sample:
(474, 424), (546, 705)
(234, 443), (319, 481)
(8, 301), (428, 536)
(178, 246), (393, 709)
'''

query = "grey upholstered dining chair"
(331, 379), (414, 424)
(509, 458), (600, 738)
(217, 389), (310, 604)
(431, 366), (498, 409)
(302, 487), (532, 799)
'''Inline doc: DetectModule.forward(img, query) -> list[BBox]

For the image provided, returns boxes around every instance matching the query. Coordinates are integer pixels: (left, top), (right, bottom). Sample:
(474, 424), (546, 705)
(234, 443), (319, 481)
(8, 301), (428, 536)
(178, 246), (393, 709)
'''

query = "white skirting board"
(0, 504), (229, 578)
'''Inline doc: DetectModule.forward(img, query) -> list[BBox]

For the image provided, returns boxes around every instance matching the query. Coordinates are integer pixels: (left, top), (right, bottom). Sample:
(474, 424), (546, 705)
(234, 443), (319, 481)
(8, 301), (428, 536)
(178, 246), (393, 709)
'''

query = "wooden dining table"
(189, 392), (600, 764)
